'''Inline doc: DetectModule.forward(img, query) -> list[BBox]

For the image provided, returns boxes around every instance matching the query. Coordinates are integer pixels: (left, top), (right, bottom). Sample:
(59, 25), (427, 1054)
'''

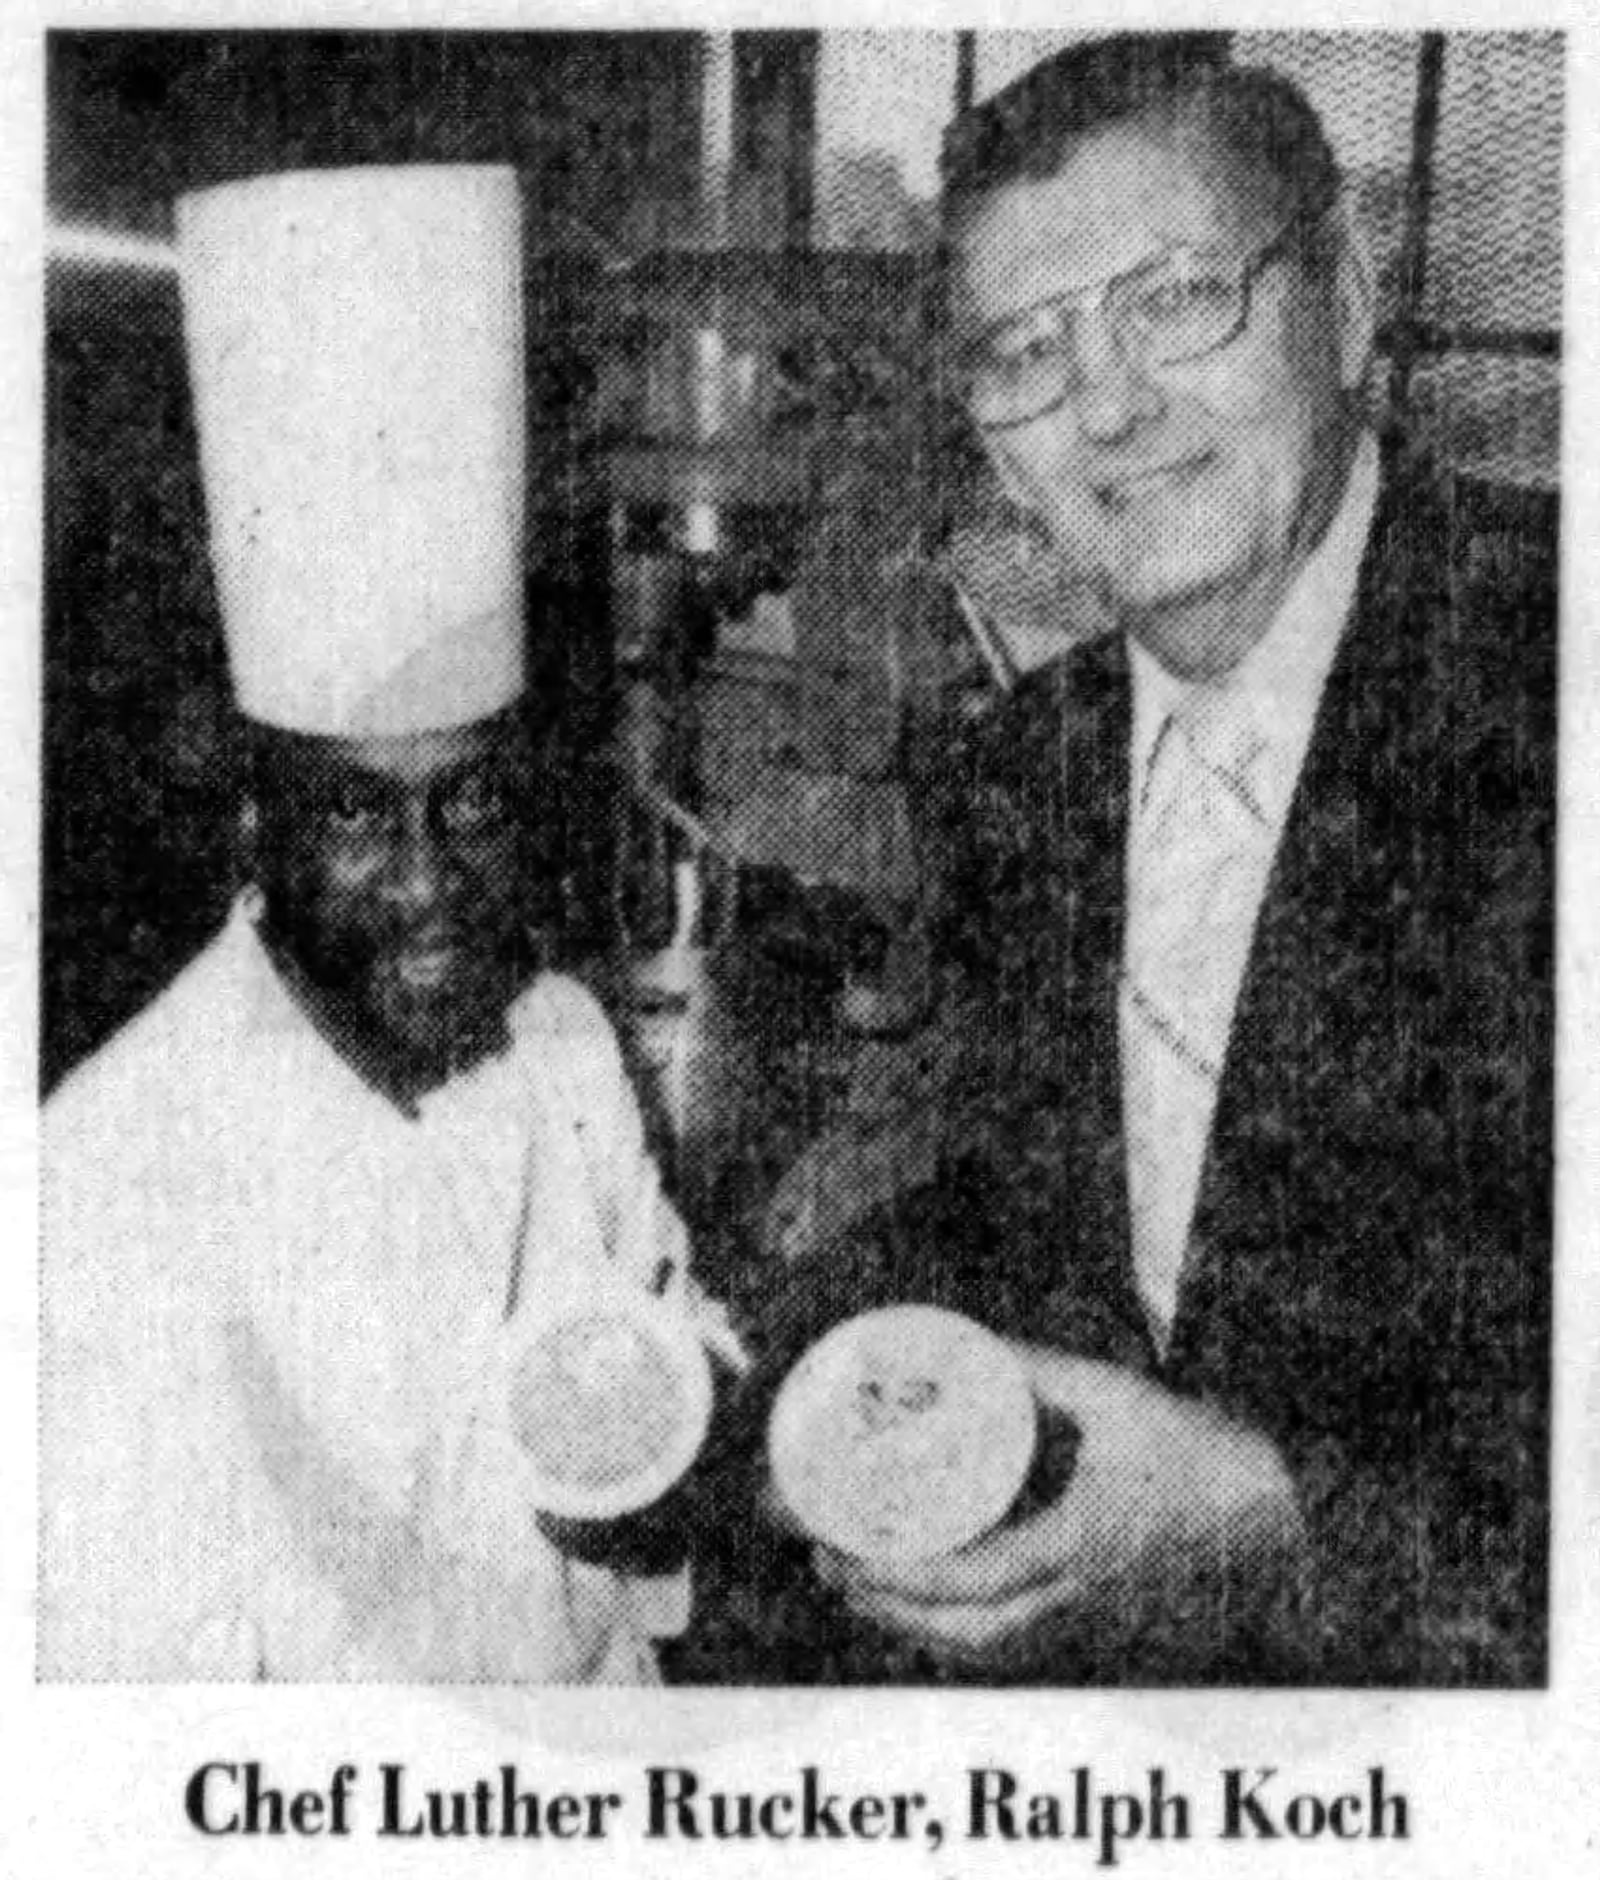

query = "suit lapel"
(1168, 470), (1448, 1376)
(982, 641), (1142, 1337)
(1054, 642), (1136, 1297)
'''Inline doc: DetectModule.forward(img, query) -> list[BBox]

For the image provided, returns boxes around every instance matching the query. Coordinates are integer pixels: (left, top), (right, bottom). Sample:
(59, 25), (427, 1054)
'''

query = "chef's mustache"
(381, 918), (474, 955)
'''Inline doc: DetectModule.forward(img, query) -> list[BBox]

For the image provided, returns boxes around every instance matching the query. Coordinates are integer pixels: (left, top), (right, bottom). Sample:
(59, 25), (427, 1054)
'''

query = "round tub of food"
(508, 1288), (714, 1525)
(768, 1303), (1038, 1565)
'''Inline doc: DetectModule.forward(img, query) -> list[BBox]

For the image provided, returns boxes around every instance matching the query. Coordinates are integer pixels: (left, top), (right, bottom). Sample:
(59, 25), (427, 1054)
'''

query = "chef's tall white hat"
(177, 166), (526, 736)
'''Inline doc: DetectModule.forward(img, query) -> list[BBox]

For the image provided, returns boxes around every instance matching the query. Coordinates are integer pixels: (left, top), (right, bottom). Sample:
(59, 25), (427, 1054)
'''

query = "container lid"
(507, 1286), (713, 1522)
(768, 1303), (1037, 1565)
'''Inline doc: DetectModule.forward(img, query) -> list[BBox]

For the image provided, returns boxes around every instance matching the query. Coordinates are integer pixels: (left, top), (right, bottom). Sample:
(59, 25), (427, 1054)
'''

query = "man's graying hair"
(940, 33), (1344, 259)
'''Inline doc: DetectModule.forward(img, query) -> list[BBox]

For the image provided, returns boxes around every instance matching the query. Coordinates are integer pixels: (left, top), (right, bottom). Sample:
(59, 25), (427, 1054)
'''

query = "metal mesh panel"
(1423, 33), (1563, 333)
(1409, 352), (1560, 490)
(1179, 33), (1564, 490)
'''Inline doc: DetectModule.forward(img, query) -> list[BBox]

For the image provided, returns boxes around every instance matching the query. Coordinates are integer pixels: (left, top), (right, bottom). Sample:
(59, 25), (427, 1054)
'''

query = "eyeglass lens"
(963, 245), (1259, 427)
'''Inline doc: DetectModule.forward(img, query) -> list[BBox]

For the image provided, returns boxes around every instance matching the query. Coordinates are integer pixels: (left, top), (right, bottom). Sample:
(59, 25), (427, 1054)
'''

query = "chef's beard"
(256, 883), (542, 1102)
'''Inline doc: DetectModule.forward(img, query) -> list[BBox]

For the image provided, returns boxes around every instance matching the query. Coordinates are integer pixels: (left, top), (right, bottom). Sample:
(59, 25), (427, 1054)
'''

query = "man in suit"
(812, 35), (1554, 1685)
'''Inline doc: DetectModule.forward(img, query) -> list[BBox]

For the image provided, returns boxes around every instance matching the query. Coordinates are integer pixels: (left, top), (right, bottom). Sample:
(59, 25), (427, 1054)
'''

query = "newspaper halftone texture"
(40, 29), (1556, 1691)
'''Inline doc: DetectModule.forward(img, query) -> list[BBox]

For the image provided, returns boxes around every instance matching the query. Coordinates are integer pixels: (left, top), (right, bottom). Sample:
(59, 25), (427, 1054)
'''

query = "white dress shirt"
(1120, 432), (1380, 1346)
(41, 901), (703, 1681)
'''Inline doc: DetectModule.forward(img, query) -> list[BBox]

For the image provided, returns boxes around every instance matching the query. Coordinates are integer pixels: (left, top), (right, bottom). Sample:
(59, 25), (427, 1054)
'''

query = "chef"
(40, 166), (709, 1682)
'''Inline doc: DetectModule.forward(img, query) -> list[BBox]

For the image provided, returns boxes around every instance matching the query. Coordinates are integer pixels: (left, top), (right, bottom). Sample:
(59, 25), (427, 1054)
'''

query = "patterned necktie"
(1121, 703), (1274, 1343)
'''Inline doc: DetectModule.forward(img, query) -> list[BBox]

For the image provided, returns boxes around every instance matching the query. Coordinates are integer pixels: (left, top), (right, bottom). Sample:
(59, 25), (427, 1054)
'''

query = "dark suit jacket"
(893, 451), (1556, 1685)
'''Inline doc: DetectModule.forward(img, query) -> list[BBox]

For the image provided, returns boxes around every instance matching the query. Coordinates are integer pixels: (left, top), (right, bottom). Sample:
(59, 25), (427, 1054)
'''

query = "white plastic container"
(768, 1304), (1038, 1565)
(507, 1285), (714, 1523)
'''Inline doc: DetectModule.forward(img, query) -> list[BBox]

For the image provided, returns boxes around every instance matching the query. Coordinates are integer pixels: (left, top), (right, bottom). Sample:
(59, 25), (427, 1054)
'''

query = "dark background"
(45, 32), (709, 1084)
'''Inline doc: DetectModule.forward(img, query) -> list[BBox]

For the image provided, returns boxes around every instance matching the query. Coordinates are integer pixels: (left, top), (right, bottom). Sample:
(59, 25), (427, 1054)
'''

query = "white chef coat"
(40, 900), (702, 1682)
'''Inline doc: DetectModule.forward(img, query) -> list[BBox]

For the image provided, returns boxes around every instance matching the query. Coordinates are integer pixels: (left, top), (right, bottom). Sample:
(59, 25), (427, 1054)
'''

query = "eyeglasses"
(953, 207), (1322, 431)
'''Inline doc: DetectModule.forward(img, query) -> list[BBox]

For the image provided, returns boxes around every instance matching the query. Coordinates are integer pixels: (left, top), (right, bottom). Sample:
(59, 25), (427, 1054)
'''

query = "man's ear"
(1329, 198), (1378, 394)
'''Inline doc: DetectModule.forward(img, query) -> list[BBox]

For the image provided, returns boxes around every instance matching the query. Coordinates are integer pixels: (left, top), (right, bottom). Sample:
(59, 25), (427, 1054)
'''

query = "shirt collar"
(233, 895), (306, 1041)
(1130, 429), (1380, 828)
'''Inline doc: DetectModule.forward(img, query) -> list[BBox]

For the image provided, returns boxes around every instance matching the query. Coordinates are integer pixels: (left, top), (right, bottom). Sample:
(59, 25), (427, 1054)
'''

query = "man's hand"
(816, 1349), (1306, 1674)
